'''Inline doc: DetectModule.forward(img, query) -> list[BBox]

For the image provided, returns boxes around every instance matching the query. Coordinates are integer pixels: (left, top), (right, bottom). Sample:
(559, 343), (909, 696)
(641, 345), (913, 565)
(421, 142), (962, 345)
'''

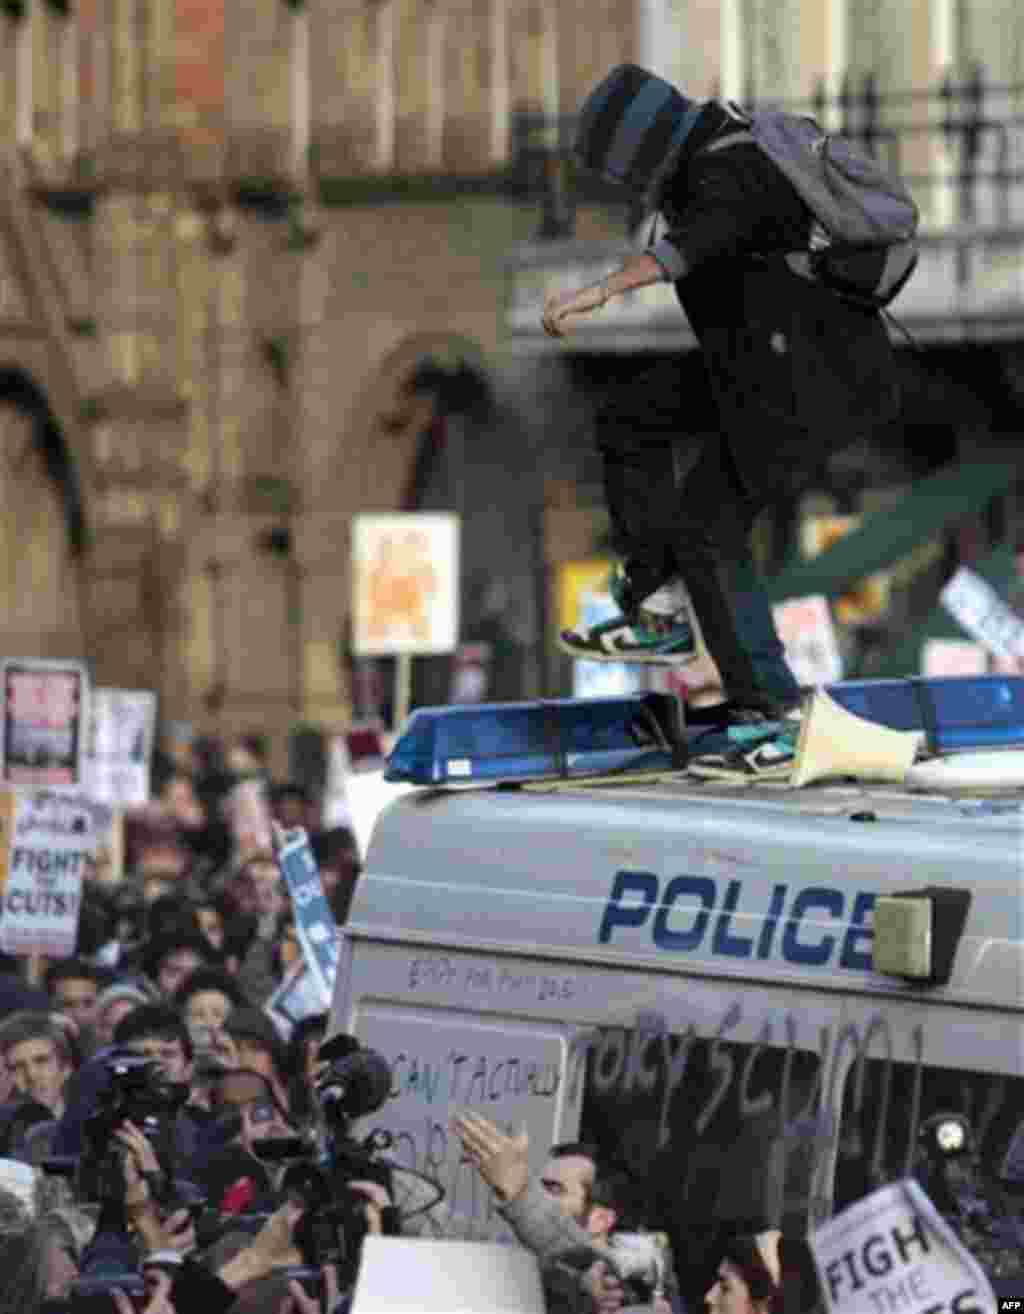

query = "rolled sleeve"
(648, 235), (688, 281)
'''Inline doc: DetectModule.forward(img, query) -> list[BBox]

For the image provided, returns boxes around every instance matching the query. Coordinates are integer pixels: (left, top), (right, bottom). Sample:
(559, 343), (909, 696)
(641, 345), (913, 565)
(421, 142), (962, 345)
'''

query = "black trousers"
(595, 361), (801, 713)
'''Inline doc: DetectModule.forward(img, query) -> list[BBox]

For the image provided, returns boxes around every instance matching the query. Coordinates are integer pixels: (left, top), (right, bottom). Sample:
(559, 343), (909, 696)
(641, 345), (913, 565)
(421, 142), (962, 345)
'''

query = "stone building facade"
(0, 0), (642, 760)
(2, 0), (1022, 759)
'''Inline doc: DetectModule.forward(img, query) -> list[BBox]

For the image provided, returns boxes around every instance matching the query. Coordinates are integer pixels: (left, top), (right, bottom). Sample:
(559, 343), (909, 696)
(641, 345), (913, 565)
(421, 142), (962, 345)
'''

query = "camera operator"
(453, 1112), (677, 1314)
(111, 1006), (214, 1173)
(116, 1122), (345, 1314)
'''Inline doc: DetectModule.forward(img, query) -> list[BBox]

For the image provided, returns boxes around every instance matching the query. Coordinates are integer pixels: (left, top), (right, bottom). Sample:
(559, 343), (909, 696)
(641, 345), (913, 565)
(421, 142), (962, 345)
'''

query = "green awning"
(765, 459), (1017, 604)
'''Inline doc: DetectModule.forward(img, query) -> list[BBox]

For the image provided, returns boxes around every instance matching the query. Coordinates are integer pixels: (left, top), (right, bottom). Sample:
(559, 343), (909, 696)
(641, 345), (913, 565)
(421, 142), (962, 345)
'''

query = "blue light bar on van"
(826, 676), (1024, 752)
(384, 693), (685, 786)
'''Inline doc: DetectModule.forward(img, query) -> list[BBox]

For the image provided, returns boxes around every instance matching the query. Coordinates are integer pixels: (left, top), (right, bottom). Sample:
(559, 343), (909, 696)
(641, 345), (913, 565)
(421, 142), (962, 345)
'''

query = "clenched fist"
(542, 283), (608, 337)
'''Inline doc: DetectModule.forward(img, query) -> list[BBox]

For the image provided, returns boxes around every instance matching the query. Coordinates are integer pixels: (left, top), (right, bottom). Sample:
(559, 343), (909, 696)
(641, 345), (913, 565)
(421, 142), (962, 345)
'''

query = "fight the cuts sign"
(0, 789), (93, 957)
(811, 1179), (997, 1314)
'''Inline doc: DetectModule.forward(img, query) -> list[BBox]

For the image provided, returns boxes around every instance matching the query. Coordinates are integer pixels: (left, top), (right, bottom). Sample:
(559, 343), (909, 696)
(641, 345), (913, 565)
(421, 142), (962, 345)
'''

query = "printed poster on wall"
(0, 789), (93, 958)
(1, 659), (89, 788)
(85, 688), (157, 808)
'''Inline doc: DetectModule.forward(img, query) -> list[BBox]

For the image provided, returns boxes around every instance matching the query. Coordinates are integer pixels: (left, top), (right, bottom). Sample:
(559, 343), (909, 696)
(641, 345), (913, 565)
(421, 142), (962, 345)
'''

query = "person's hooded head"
(573, 64), (703, 198)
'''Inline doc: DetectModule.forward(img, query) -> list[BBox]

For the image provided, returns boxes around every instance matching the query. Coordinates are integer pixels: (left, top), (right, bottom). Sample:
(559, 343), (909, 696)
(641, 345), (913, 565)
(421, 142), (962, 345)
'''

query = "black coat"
(654, 104), (901, 502)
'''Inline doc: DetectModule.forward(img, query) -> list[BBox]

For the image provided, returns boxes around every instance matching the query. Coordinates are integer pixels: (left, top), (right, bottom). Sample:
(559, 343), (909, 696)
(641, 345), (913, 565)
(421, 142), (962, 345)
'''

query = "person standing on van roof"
(549, 65), (900, 746)
(453, 1112), (677, 1313)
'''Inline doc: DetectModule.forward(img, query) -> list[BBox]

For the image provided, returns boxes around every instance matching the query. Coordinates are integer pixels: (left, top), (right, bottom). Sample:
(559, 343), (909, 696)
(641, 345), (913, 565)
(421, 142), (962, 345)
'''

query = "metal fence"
(509, 66), (1024, 241)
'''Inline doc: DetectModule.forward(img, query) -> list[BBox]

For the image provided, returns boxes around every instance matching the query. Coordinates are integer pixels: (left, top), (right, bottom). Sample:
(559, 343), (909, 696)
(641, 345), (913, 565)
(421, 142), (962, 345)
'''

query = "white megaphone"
(791, 689), (926, 788)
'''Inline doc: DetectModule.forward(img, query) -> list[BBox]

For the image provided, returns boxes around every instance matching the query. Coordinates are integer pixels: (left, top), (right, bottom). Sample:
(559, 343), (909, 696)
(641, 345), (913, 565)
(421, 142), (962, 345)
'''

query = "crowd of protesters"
(0, 729), (375, 1314)
(0, 725), (820, 1314)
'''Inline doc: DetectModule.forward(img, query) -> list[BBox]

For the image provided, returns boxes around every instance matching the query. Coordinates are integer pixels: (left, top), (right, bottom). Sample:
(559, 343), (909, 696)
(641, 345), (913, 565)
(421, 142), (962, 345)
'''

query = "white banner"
(810, 1180), (997, 1314)
(921, 639), (989, 677)
(0, 789), (94, 957)
(941, 567), (1024, 662)
(85, 688), (157, 808)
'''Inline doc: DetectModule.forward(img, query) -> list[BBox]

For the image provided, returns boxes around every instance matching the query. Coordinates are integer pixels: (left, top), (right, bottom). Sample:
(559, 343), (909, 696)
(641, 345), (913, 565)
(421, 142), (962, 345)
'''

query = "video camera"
(246, 1035), (397, 1293)
(44, 1049), (195, 1311)
(77, 1050), (191, 1206)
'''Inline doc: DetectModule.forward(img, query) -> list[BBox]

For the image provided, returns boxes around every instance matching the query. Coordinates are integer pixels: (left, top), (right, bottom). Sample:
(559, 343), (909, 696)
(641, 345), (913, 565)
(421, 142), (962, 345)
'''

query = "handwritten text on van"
(407, 955), (576, 1003)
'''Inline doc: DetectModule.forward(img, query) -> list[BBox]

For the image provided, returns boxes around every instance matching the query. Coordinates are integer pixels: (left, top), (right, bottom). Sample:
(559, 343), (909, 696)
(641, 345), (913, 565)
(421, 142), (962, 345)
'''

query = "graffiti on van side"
(390, 1048), (560, 1106)
(407, 954), (576, 1004)
(568, 1002), (925, 1212)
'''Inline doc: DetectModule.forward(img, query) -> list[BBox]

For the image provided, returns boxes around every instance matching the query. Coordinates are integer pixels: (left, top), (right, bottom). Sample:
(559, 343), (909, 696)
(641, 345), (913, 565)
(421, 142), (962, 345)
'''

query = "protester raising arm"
(452, 1112), (626, 1314)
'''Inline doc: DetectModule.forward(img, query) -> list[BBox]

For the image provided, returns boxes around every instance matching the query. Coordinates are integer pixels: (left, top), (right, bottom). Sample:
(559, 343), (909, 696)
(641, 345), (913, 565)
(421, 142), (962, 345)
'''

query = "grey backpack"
(707, 103), (920, 309)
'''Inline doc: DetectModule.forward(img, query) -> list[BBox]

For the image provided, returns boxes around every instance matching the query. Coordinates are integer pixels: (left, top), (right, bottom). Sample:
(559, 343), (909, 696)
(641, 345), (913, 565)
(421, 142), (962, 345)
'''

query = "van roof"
(350, 775), (1023, 1011)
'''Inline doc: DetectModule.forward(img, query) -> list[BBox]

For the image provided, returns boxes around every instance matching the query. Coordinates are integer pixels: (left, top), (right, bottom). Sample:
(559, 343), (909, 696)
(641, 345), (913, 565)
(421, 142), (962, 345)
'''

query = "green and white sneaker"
(559, 571), (699, 664)
(688, 717), (802, 780)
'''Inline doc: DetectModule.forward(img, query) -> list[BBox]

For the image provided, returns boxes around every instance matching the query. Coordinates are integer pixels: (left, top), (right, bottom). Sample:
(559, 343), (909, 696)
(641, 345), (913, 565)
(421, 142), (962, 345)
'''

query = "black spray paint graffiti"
(375, 1001), (925, 1235)
(389, 1049), (560, 1106)
(567, 1003), (925, 1221)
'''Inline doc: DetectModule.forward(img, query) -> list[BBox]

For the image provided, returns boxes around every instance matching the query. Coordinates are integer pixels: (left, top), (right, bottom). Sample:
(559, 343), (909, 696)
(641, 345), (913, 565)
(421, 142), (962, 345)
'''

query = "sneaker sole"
(688, 758), (793, 781)
(558, 634), (700, 665)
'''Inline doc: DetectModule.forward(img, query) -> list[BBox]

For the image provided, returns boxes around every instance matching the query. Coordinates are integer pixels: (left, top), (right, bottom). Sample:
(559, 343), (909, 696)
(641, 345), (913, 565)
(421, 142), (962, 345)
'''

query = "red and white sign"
(1, 659), (89, 788)
(772, 595), (844, 687)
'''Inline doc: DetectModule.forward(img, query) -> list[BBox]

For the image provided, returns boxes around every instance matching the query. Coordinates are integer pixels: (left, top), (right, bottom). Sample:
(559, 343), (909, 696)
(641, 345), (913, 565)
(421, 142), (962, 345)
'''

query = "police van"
(327, 688), (1024, 1304)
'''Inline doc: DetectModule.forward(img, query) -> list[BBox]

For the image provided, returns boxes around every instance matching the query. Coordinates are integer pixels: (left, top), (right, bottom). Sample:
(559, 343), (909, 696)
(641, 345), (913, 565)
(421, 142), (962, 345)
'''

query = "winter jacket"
(649, 103), (901, 501)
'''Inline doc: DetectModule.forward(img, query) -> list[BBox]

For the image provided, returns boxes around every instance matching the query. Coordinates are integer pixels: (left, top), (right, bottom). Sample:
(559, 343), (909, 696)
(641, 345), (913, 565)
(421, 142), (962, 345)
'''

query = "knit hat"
(573, 64), (703, 192)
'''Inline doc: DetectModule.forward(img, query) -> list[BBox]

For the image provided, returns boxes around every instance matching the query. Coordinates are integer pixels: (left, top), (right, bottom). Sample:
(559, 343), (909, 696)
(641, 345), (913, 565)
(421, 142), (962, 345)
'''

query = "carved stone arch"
(0, 366), (89, 659)
(334, 330), (542, 713)
(343, 330), (492, 513)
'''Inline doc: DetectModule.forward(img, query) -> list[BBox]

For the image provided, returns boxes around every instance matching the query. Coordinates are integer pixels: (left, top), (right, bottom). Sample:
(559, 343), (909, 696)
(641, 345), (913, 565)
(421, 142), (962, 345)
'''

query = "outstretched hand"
(542, 283), (607, 337)
(451, 1111), (530, 1202)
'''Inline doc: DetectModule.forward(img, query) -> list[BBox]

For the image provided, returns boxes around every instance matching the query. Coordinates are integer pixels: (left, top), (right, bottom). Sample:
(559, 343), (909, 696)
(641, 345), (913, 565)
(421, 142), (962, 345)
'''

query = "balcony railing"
(509, 66), (1024, 242)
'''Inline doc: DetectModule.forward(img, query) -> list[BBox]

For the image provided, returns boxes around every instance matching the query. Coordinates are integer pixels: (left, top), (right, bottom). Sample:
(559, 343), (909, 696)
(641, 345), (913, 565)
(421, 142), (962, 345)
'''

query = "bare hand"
(249, 1198), (305, 1269)
(136, 1206), (197, 1256)
(451, 1111), (530, 1202)
(349, 1179), (392, 1235)
(117, 1120), (162, 1179)
(218, 1199), (306, 1290)
(542, 283), (607, 338)
(584, 1260), (625, 1314)
(280, 1266), (339, 1314)
(112, 1271), (176, 1314)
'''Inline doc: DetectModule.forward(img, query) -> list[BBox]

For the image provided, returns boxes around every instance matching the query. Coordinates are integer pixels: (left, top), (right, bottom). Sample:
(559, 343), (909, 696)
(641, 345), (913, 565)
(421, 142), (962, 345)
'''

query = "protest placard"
(274, 825), (338, 1008)
(1, 659), (89, 788)
(85, 688), (157, 808)
(942, 567), (1024, 662)
(0, 789), (93, 958)
(265, 966), (329, 1040)
(227, 777), (274, 859)
(810, 1179), (997, 1314)
(773, 595), (844, 686)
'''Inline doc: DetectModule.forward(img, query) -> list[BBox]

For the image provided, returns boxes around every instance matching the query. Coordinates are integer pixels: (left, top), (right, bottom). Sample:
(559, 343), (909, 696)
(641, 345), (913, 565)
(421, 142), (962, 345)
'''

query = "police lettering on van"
(599, 871), (875, 970)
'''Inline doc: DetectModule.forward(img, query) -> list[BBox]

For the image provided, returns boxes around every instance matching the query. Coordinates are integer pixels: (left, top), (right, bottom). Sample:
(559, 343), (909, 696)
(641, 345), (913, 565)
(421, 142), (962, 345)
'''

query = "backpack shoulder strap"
(703, 130), (756, 153)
